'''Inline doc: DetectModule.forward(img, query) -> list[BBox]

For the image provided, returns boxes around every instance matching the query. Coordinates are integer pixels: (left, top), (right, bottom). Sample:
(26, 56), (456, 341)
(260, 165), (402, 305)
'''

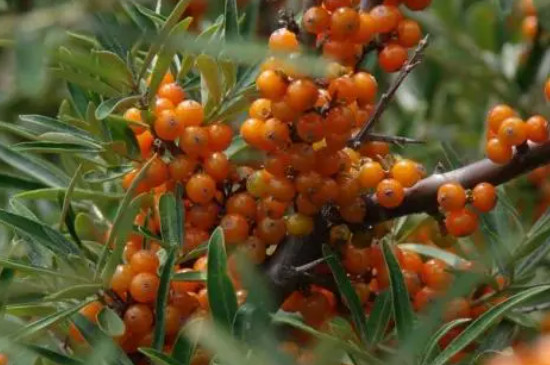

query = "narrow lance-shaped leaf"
(97, 307), (126, 337)
(171, 329), (195, 365)
(365, 291), (392, 346)
(0, 269), (15, 316)
(419, 318), (472, 365)
(159, 186), (184, 248)
(224, 0), (240, 39)
(139, 348), (181, 365)
(153, 247), (178, 350)
(95, 96), (141, 120)
(24, 344), (84, 365)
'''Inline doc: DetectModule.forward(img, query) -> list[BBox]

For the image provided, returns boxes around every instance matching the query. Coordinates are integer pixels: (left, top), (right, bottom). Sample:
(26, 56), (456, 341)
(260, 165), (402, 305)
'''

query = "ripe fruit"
(353, 72), (378, 105)
(445, 208), (479, 237)
(158, 83), (185, 105)
(391, 159), (422, 188)
(379, 43), (408, 72)
(472, 182), (497, 213)
(354, 12), (377, 44)
(169, 155), (197, 182)
(145, 158), (170, 188)
(413, 286), (438, 311)
(180, 126), (210, 157)
(359, 141), (390, 158)
(545, 78), (550, 100)
(421, 259), (452, 290)
(443, 297), (471, 322)
(123, 304), (154, 335)
(204, 152), (230, 182)
(339, 197), (367, 223)
(70, 301), (104, 342)
(226, 192), (257, 220)
(175, 100), (204, 127)
(0, 353), (7, 365)
(249, 98), (272, 120)
(188, 202), (219, 230)
(286, 213), (314, 236)
(256, 70), (288, 101)
(256, 217), (287, 244)
(130, 273), (160, 303)
(302, 6), (330, 34)
(526, 115), (549, 143)
(297, 112), (324, 143)
(123, 107), (146, 134)
(342, 243), (372, 275)
(154, 109), (183, 141)
(487, 104), (516, 133)
(130, 250), (159, 274)
(269, 28), (299, 52)
(324, 0), (352, 11)
(437, 183), (467, 211)
(497, 117), (527, 146)
(186, 173), (216, 204)
(331, 7), (360, 40)
(370, 5), (400, 33)
(397, 19), (422, 47)
(486, 138), (513, 164)
(376, 179), (405, 208)
(220, 214), (249, 244)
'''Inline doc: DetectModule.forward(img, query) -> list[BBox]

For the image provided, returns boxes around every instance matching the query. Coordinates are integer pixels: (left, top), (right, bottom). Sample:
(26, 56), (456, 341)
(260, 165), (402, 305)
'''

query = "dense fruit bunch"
(485, 104), (549, 164)
(486, 336), (550, 365)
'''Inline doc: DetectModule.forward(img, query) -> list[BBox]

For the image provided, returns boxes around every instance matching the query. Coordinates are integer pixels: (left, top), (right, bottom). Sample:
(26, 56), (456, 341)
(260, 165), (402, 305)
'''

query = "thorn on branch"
(350, 34), (431, 149)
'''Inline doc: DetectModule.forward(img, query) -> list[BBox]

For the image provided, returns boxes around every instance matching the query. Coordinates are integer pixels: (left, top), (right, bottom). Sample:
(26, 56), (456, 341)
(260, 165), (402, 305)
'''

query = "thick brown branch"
(265, 141), (550, 305)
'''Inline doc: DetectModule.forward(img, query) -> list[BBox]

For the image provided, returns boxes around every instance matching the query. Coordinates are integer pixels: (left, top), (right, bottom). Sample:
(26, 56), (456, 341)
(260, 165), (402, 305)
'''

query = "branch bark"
(264, 141), (550, 305)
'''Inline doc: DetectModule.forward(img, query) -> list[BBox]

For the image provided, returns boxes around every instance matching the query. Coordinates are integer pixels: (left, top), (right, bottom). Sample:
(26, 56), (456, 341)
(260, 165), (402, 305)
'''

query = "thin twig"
(363, 133), (425, 145)
(350, 35), (430, 148)
(294, 257), (328, 273)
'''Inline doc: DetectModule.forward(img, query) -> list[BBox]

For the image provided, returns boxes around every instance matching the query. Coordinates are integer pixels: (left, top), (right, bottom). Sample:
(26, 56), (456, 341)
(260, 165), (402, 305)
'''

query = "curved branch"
(265, 141), (550, 304)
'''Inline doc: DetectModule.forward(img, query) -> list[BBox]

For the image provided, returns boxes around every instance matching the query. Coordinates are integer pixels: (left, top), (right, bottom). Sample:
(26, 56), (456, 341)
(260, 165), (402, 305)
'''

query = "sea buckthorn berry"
(329, 224), (352, 246)
(241, 236), (267, 264)
(325, 130), (351, 152)
(268, 176), (296, 202)
(240, 118), (265, 148)
(297, 112), (324, 143)
(263, 118), (290, 150)
(186, 173), (216, 204)
(111, 264), (135, 296)
(256, 70), (288, 101)
(122, 170), (148, 193)
(204, 152), (230, 182)
(359, 141), (390, 158)
(164, 305), (183, 336)
(207, 123), (233, 151)
(69, 301), (103, 342)
(158, 83), (185, 105)
(257, 196), (288, 220)
(0, 354), (7, 365)
(328, 76), (357, 104)
(180, 126), (210, 157)
(340, 197), (367, 223)
(354, 12), (377, 43)
(264, 152), (290, 177)
(399, 250), (423, 274)
(376, 178), (405, 208)
(175, 100), (204, 127)
(124, 304), (154, 335)
(379, 43), (408, 73)
(391, 159), (422, 188)
(130, 272), (160, 303)
(445, 208), (479, 237)
(247, 170), (272, 198)
(220, 214), (249, 244)
(188, 202), (219, 230)
(124, 107), (146, 134)
(137, 130), (154, 159)
(487, 104), (516, 133)
(269, 28), (299, 52)
(526, 115), (549, 143)
(145, 158), (170, 188)
(353, 282), (371, 305)
(546, 78), (550, 100)
(311, 178), (340, 204)
(403, 270), (421, 296)
(397, 19), (422, 47)
(522, 16), (538, 40)
(249, 98), (272, 120)
(155, 97), (175, 116)
(323, 0), (352, 11)
(285, 79), (318, 112)
(497, 117), (527, 146)
(325, 105), (354, 134)
(404, 0), (432, 10)
(443, 297), (471, 322)
(472, 182), (497, 213)
(289, 143), (317, 172)
(226, 192), (257, 221)
(130, 250), (159, 274)
(343, 243), (372, 275)
(358, 161), (385, 188)
(413, 286), (438, 311)
(256, 217), (287, 244)
(331, 7), (360, 40)
(353, 72), (378, 105)
(154, 109), (183, 141)
(169, 155), (197, 182)
(370, 5), (400, 33)
(486, 138), (513, 164)
(296, 193), (321, 215)
(335, 175), (361, 205)
(286, 213), (314, 236)
(421, 259), (452, 290)
(437, 183), (467, 211)
(295, 171), (323, 195)
(323, 40), (358, 63)
(270, 100), (299, 122)
(303, 6), (330, 34)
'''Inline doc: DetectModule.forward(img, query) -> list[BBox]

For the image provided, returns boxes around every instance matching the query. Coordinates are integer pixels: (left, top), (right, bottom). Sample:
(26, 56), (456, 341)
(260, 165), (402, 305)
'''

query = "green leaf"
(140, 347), (182, 365)
(494, 0), (514, 15)
(93, 50), (134, 88)
(382, 241), (415, 342)
(12, 300), (93, 340)
(95, 96), (141, 120)
(15, 30), (47, 97)
(224, 0), (240, 39)
(24, 344), (83, 365)
(19, 115), (96, 142)
(172, 271), (207, 282)
(83, 165), (132, 183)
(0, 120), (40, 140)
(171, 329), (195, 364)
(52, 68), (120, 98)
(207, 227), (238, 329)
(159, 188), (184, 248)
(399, 244), (468, 268)
(0, 144), (70, 187)
(153, 247), (178, 350)
(430, 285), (550, 365)
(0, 173), (44, 190)
(534, 0), (550, 29)
(419, 318), (471, 365)
(0, 210), (80, 257)
(59, 165), (83, 230)
(13, 188), (122, 203)
(196, 54), (222, 106)
(12, 141), (102, 154)
(0, 257), (87, 282)
(323, 245), (369, 344)
(0, 269), (15, 315)
(97, 307), (126, 337)
(365, 291), (392, 346)
(45, 284), (103, 301)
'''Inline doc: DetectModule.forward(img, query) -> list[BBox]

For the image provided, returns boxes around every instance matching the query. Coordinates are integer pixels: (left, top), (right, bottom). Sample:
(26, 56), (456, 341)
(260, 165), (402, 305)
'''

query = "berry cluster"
(486, 336), (550, 365)
(520, 0), (540, 41)
(485, 104), (549, 164)
(437, 182), (497, 237)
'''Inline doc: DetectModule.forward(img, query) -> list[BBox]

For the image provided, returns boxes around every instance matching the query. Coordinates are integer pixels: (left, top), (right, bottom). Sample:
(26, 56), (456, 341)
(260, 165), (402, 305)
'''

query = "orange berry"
(257, 196), (288, 220)
(226, 192), (257, 221)
(399, 250), (423, 274)
(302, 6), (330, 34)
(443, 297), (471, 322)
(249, 98), (272, 120)
(402, 270), (421, 296)
(137, 130), (154, 159)
(472, 182), (497, 213)
(152, 72), (175, 87)
(296, 193), (321, 215)
(289, 143), (317, 172)
(175, 100), (204, 127)
(340, 197), (367, 223)
(323, 0), (352, 11)
(335, 175), (361, 205)
(111, 264), (135, 296)
(323, 40), (358, 63)
(69, 301), (104, 342)
(169, 155), (197, 182)
(204, 152), (231, 182)
(271, 100), (299, 122)
(220, 214), (249, 244)
(397, 19), (422, 47)
(300, 292), (331, 327)
(130, 250), (159, 274)
(445, 208), (479, 237)
(522, 16), (538, 40)
(391, 159), (422, 188)
(353, 12), (377, 43)
(263, 118), (290, 150)
(285, 79), (318, 112)
(437, 183), (467, 211)
(331, 7), (360, 40)
(359, 141), (390, 158)
(256, 70), (288, 101)
(180, 126), (210, 157)
(546, 78), (550, 100)
(246, 169), (272, 198)
(269, 28), (299, 52)
(145, 158), (170, 188)
(268, 175), (296, 202)
(297, 112), (325, 143)
(172, 268), (202, 293)
(154, 97), (175, 116)
(486, 138), (513, 164)
(487, 104), (516, 133)
(241, 236), (267, 264)
(497, 117), (527, 146)
(328, 76), (357, 104)
(370, 5), (400, 33)
(186, 173), (216, 204)
(124, 107), (146, 134)
(240, 118), (266, 148)
(130, 272), (160, 303)
(343, 243), (372, 275)
(188, 202), (220, 230)
(164, 305), (183, 336)
(353, 72), (377, 105)
(123, 304), (154, 335)
(413, 286), (438, 311)
(376, 179), (405, 208)
(311, 178), (340, 204)
(325, 105), (354, 134)
(256, 217), (287, 244)
(0, 354), (7, 365)
(154, 109), (184, 141)
(526, 115), (549, 143)
(158, 83), (185, 105)
(379, 43), (408, 72)
(358, 161), (385, 189)
(403, 0), (431, 10)
(421, 259), (452, 290)
(207, 123), (233, 152)
(286, 213), (314, 236)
